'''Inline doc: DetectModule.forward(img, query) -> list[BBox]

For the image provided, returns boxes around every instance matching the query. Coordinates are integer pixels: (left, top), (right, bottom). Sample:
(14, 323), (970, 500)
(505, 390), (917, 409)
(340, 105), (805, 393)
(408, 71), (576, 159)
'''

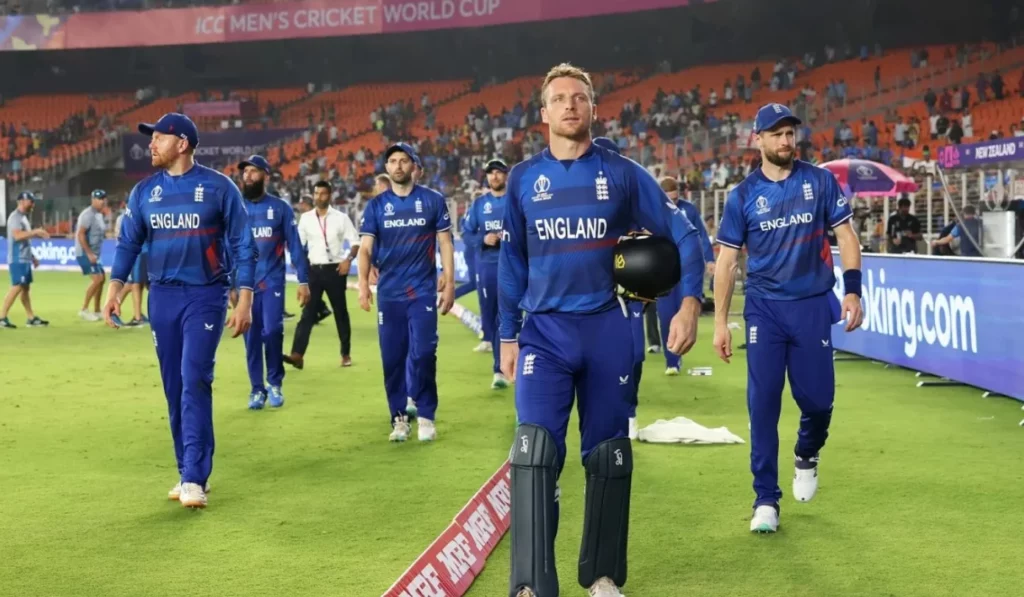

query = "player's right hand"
(358, 281), (373, 312)
(102, 289), (122, 329)
(483, 232), (500, 246)
(88, 254), (98, 265)
(712, 322), (732, 364)
(500, 341), (519, 382)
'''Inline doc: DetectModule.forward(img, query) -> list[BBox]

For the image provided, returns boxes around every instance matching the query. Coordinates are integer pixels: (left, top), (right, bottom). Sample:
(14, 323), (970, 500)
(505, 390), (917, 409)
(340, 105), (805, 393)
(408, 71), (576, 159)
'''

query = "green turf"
(1, 272), (1022, 597)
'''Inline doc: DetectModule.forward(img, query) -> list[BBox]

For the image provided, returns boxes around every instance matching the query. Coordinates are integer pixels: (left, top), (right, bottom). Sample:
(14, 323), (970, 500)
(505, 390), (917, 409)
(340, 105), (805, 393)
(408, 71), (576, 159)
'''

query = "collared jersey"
(463, 190), (508, 264)
(113, 163), (257, 289)
(716, 159), (852, 301)
(6, 210), (32, 264)
(243, 193), (308, 290)
(359, 184), (452, 302)
(498, 144), (704, 340)
(75, 206), (107, 255)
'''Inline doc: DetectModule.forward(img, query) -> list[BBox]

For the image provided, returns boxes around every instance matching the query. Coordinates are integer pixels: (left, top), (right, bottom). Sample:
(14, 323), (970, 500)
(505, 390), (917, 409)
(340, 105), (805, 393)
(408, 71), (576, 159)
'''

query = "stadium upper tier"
(2, 41), (1022, 188)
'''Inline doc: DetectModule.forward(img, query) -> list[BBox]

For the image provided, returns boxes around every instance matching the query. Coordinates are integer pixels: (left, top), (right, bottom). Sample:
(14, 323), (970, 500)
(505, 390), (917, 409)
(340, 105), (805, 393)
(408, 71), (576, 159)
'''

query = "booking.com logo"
(32, 242), (78, 265)
(832, 266), (978, 358)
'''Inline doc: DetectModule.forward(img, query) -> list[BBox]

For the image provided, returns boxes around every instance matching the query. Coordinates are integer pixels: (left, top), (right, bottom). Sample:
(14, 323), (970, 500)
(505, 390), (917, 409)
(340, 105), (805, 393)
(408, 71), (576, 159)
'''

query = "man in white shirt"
(285, 181), (360, 369)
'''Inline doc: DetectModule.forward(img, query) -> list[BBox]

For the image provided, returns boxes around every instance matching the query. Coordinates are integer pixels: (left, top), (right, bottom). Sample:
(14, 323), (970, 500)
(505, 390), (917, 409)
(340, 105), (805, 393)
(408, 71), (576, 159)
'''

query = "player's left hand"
(841, 293), (864, 332)
(436, 275), (446, 292)
(296, 284), (310, 308)
(437, 281), (455, 316)
(32, 257), (40, 268)
(226, 292), (252, 338)
(667, 297), (701, 355)
(369, 266), (380, 286)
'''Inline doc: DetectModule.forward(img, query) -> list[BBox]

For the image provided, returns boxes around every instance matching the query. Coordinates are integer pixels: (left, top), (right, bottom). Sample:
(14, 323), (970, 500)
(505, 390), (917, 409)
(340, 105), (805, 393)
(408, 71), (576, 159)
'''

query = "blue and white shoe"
(405, 396), (418, 419)
(26, 316), (49, 327)
(140, 315), (150, 325)
(0, 317), (15, 329)
(267, 385), (285, 408)
(248, 389), (267, 410)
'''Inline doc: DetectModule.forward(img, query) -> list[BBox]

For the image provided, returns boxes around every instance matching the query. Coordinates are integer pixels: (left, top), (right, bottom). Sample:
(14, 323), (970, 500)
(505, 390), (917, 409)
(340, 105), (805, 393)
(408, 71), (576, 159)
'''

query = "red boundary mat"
(382, 461), (511, 597)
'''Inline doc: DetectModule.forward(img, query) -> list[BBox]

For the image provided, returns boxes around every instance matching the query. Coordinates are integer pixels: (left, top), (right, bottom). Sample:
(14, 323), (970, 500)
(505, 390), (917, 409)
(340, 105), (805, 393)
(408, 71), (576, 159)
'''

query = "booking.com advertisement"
(0, 238), (471, 283)
(830, 250), (1024, 402)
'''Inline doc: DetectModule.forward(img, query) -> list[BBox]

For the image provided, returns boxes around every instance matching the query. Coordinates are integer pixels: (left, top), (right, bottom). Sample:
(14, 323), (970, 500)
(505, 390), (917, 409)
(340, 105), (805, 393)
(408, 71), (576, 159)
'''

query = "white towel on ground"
(638, 417), (746, 444)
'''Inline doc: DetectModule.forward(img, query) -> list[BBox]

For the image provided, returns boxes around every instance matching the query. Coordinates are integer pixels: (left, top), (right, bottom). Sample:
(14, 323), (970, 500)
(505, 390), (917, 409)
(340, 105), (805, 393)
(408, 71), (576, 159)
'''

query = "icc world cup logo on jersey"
(756, 196), (770, 215)
(384, 202), (395, 216)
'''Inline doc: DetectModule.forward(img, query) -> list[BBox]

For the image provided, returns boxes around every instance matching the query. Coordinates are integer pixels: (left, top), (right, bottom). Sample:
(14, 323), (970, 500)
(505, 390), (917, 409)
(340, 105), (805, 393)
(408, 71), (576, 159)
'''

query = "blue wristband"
(842, 269), (862, 297)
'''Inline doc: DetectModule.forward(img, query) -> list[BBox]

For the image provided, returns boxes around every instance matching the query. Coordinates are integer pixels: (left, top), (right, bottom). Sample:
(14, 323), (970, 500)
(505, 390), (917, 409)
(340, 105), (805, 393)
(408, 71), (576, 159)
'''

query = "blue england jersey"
(359, 185), (452, 302)
(676, 199), (715, 263)
(243, 193), (309, 290)
(463, 191), (507, 264)
(716, 160), (852, 301)
(113, 164), (257, 289)
(498, 144), (704, 340)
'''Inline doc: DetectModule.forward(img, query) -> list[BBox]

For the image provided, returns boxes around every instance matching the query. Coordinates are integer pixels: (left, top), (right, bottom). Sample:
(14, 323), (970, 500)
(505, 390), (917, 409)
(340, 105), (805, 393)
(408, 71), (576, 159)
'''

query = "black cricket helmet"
(613, 233), (681, 302)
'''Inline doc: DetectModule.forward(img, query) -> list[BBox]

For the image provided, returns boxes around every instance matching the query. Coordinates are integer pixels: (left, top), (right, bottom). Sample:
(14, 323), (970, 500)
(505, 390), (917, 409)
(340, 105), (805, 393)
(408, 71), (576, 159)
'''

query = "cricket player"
(1, 191), (50, 329)
(103, 112), (257, 509)
(462, 159), (511, 388)
(712, 103), (864, 534)
(500, 64), (705, 597)
(357, 142), (456, 443)
(656, 177), (715, 375)
(115, 201), (150, 327)
(75, 189), (114, 321)
(235, 155), (310, 410)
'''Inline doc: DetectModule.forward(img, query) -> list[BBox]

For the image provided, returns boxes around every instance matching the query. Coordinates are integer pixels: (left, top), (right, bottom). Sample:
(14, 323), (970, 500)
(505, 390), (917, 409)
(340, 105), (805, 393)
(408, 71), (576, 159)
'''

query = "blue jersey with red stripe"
(242, 193), (308, 290)
(498, 144), (704, 340)
(716, 160), (852, 301)
(113, 163), (257, 289)
(359, 185), (452, 302)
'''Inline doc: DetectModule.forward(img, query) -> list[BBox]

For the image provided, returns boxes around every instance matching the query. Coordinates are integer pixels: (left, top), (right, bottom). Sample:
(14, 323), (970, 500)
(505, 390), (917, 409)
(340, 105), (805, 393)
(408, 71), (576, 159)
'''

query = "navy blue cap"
(238, 155), (271, 174)
(593, 136), (620, 154)
(754, 103), (802, 134)
(91, 189), (107, 200)
(138, 112), (199, 148)
(17, 191), (37, 202)
(484, 159), (509, 173)
(385, 142), (422, 168)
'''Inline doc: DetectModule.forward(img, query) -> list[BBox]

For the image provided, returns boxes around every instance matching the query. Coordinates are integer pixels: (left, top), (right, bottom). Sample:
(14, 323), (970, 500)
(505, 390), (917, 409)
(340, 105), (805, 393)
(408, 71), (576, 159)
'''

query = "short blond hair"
(541, 62), (595, 106)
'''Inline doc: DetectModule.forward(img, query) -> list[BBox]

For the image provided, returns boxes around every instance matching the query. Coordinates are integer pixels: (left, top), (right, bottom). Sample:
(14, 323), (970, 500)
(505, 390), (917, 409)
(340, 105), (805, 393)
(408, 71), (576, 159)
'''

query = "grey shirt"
(6, 210), (32, 264)
(75, 206), (106, 256)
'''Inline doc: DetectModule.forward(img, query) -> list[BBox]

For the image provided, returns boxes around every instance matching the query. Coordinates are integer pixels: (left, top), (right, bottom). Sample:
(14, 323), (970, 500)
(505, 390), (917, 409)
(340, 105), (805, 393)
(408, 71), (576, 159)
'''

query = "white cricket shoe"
(390, 415), (411, 442)
(79, 310), (99, 321)
(750, 505), (779, 533)
(178, 482), (207, 509)
(168, 481), (210, 501)
(588, 577), (625, 597)
(473, 341), (493, 353)
(418, 418), (437, 442)
(628, 417), (639, 440)
(515, 588), (536, 597)
(665, 367), (680, 376)
(646, 345), (660, 353)
(491, 373), (510, 390)
(793, 456), (820, 502)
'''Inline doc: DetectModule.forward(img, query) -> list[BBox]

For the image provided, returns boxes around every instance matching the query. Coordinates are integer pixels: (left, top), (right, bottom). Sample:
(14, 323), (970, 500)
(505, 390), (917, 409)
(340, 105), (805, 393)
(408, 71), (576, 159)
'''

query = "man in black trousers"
(285, 181), (359, 369)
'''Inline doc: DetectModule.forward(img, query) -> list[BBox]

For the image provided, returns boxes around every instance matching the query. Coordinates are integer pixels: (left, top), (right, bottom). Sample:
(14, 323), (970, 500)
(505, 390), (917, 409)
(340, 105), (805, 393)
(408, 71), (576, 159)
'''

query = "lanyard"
(316, 210), (331, 256)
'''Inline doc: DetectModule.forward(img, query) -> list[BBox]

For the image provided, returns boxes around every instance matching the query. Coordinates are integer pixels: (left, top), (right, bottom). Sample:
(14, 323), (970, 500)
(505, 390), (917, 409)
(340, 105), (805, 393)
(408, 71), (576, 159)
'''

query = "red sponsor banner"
(0, 0), (708, 51)
(384, 461), (511, 597)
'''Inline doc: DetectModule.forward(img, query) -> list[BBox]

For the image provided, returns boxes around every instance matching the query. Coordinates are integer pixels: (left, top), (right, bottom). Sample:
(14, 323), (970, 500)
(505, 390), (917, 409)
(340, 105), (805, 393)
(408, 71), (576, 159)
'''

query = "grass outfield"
(1, 271), (1021, 597)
